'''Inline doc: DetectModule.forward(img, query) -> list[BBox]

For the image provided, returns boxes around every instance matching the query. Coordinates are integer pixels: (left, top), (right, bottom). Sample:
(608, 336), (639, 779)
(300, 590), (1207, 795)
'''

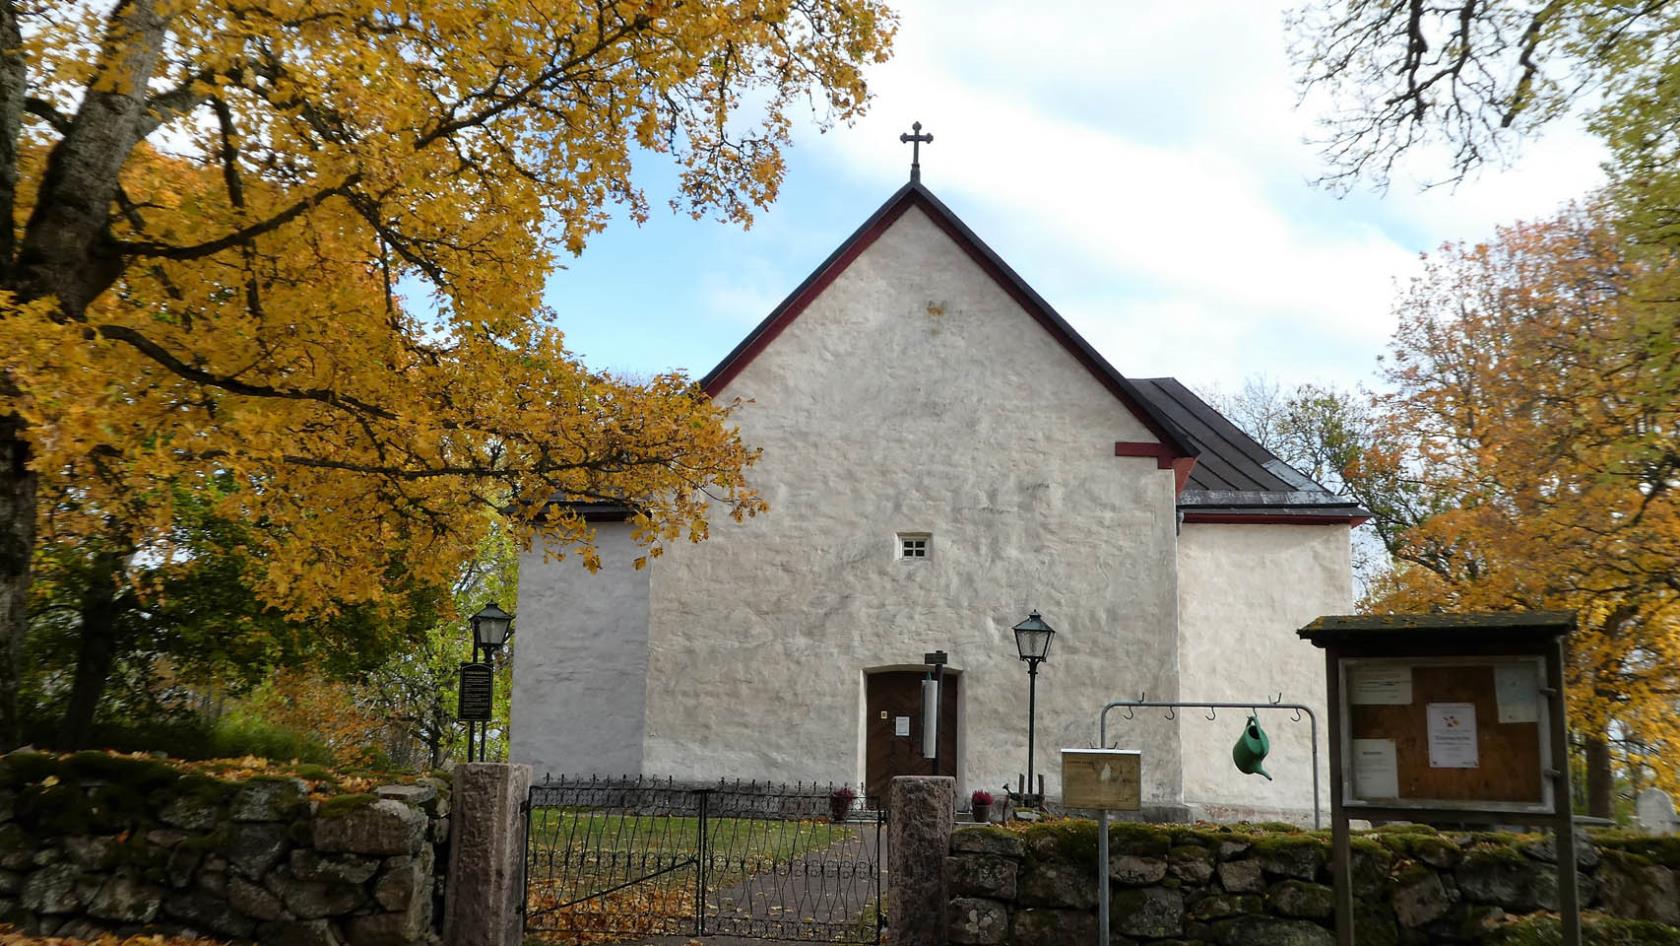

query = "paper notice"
(1495, 663), (1540, 724)
(1427, 702), (1479, 768)
(1353, 738), (1400, 799)
(894, 716), (910, 737)
(1349, 664), (1413, 705)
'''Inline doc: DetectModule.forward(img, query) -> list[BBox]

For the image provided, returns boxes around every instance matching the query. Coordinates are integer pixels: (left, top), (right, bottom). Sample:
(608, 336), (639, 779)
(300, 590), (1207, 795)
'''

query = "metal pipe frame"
(1096, 698), (1322, 946)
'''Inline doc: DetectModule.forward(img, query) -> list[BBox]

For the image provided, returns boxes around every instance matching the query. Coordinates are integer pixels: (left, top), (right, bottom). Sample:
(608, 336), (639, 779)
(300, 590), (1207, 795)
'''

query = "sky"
(542, 0), (1608, 396)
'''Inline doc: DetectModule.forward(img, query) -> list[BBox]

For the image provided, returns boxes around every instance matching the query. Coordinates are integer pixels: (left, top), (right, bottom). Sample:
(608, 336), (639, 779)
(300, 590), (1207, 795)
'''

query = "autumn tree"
(1287, 1), (1674, 186)
(0, 0), (897, 745)
(1364, 202), (1680, 811)
(362, 521), (518, 769)
(1210, 378), (1438, 595)
(25, 474), (443, 749)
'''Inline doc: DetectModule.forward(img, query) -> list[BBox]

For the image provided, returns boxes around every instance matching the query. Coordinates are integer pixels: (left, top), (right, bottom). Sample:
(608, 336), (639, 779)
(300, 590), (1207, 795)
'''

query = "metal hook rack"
(1093, 695), (1323, 946)
(1095, 696), (1321, 829)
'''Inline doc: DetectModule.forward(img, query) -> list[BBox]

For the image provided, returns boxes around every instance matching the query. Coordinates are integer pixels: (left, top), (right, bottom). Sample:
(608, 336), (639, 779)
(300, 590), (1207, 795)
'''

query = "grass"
(527, 808), (855, 881)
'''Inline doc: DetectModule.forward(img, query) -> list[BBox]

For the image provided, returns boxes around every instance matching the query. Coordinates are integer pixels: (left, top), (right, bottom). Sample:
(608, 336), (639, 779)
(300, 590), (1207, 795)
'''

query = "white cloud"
(779, 0), (1608, 391)
(701, 258), (788, 326)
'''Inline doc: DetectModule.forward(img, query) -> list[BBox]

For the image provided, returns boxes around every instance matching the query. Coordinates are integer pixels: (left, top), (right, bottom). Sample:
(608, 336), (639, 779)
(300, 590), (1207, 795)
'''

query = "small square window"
(898, 533), (931, 560)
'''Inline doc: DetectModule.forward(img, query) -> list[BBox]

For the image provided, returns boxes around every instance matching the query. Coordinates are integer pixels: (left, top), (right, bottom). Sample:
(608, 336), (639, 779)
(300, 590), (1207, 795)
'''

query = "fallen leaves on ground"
(525, 883), (697, 945)
(5, 747), (431, 801)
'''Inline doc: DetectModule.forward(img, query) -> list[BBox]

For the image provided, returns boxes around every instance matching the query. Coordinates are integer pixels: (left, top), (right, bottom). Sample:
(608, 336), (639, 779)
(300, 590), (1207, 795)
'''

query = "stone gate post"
(888, 775), (956, 946)
(443, 763), (532, 946)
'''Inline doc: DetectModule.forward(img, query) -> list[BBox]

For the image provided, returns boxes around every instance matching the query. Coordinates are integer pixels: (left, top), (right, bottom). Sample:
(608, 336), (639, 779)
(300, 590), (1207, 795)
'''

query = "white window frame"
(897, 532), (932, 561)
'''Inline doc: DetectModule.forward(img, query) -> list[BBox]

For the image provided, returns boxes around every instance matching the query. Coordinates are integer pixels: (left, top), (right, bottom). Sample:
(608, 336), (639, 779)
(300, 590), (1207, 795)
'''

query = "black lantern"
(463, 602), (514, 763)
(1012, 610), (1055, 663)
(1012, 610), (1056, 805)
(471, 602), (514, 656)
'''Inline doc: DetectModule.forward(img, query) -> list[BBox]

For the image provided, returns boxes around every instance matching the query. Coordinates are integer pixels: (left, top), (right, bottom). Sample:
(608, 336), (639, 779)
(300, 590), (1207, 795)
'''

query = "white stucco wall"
(508, 199), (1358, 819)
(1174, 522), (1352, 823)
(511, 522), (650, 778)
(635, 205), (1186, 804)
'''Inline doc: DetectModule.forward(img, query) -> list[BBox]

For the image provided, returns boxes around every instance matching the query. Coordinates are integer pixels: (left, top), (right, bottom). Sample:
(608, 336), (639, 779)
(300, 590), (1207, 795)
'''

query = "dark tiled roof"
(1131, 378), (1370, 519)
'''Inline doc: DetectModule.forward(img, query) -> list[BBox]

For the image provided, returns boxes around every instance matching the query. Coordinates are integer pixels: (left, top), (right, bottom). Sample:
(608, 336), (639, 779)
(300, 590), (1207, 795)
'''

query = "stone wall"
(946, 820), (1680, 946)
(0, 750), (449, 946)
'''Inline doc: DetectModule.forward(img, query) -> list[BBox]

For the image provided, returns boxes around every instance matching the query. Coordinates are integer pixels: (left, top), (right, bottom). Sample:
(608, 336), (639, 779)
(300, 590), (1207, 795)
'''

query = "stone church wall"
(512, 520), (650, 780)
(946, 821), (1680, 946)
(1175, 523), (1352, 822)
(0, 750), (449, 946)
(507, 199), (1360, 814)
(636, 205), (1185, 802)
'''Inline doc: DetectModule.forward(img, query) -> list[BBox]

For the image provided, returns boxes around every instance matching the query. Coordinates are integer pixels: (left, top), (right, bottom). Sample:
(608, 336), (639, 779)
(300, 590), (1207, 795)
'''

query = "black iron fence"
(523, 776), (885, 944)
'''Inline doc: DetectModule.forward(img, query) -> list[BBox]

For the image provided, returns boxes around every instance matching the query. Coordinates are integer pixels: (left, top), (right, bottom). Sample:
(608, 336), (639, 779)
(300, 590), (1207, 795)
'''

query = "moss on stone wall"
(951, 819), (1680, 946)
(316, 793), (380, 818)
(1490, 914), (1680, 946)
(1596, 833), (1680, 869)
(0, 749), (449, 946)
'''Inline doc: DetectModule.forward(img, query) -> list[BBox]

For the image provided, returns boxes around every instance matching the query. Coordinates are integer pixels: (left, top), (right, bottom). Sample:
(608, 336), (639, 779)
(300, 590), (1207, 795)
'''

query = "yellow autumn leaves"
(6, 0), (896, 630)
(1363, 204), (1680, 792)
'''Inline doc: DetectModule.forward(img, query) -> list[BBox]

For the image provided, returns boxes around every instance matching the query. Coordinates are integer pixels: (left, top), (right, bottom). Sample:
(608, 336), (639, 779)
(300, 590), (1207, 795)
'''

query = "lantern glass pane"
(471, 604), (513, 649)
(1015, 627), (1052, 661)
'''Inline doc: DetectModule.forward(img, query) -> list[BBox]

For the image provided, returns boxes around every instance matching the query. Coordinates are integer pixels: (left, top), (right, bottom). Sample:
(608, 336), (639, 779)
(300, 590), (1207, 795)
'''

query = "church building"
(511, 156), (1367, 823)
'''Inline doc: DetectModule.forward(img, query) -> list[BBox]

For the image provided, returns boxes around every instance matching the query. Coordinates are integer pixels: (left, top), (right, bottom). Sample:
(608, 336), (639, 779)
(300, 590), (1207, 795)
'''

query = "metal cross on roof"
(899, 121), (933, 182)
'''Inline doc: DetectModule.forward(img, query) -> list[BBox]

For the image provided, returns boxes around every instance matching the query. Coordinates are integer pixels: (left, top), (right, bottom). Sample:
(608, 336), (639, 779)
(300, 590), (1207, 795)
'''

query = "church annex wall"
(511, 521), (650, 778)
(1174, 521), (1352, 822)
(636, 206), (1186, 804)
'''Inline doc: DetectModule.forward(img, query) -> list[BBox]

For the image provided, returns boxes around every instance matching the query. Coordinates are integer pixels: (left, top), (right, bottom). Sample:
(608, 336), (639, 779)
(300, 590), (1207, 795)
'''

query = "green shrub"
(205, 712), (336, 765)
(17, 709), (335, 766)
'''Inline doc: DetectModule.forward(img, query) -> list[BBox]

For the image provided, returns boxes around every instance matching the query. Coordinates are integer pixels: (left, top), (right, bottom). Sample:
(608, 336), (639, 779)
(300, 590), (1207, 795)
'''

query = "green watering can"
(1232, 713), (1273, 781)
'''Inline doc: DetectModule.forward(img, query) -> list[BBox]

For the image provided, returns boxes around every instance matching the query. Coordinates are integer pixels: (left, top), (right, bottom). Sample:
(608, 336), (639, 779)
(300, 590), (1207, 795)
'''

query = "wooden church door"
(865, 670), (958, 804)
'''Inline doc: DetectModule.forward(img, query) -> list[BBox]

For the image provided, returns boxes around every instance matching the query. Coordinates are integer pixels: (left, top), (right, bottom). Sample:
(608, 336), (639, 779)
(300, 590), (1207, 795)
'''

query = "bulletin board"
(1340, 656), (1550, 812)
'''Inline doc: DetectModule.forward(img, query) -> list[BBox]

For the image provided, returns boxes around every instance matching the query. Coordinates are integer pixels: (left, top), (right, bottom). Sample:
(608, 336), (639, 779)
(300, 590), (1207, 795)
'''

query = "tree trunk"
(1585, 734), (1614, 820)
(58, 554), (125, 749)
(0, 413), (34, 749)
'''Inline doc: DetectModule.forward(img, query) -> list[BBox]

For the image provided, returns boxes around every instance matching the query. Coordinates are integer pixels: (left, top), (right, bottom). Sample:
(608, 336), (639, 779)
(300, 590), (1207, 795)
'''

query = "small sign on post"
(457, 662), (494, 721)
(1062, 749), (1141, 810)
(1070, 748), (1142, 946)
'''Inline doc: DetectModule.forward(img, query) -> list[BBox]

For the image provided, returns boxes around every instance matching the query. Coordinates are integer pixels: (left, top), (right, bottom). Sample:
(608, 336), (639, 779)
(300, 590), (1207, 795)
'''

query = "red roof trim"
(700, 183), (1200, 460)
(1114, 442), (1199, 495)
(1181, 512), (1371, 527)
(1114, 442), (1177, 468)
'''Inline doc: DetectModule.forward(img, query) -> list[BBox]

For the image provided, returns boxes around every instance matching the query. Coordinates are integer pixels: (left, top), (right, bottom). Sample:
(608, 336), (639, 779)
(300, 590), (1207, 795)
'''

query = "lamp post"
(1012, 610), (1055, 805)
(465, 602), (513, 762)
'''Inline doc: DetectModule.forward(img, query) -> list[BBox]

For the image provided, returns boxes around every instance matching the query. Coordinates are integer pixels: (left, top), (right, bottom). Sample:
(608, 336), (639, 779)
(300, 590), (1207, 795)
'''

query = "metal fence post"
(518, 793), (532, 917)
(695, 788), (710, 937)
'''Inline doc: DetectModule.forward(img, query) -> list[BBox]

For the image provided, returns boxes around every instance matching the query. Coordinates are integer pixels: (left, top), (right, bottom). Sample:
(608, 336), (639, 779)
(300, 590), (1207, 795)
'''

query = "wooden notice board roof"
(1298, 611), (1575, 648)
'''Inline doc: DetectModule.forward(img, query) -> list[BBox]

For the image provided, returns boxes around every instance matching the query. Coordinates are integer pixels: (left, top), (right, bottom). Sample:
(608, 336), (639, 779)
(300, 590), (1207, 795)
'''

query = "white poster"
(1495, 663), (1540, 723)
(1352, 738), (1400, 799)
(1427, 702), (1479, 768)
(1349, 664), (1414, 705)
(894, 716), (910, 737)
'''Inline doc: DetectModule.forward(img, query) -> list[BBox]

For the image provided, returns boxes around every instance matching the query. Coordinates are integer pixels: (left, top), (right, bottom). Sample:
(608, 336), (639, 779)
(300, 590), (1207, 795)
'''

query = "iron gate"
(523, 776), (885, 944)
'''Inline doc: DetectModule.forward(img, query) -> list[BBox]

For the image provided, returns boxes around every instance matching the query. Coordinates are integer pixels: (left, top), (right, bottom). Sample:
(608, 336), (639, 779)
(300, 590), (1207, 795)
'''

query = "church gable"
(701, 181), (1199, 460)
